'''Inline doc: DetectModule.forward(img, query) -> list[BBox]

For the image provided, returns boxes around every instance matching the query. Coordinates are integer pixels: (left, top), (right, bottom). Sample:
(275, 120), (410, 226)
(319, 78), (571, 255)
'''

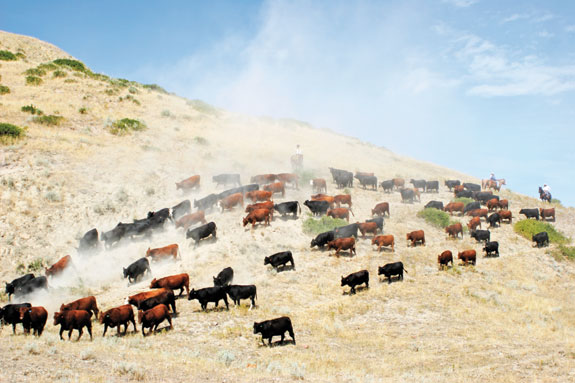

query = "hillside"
(1, 30), (575, 382)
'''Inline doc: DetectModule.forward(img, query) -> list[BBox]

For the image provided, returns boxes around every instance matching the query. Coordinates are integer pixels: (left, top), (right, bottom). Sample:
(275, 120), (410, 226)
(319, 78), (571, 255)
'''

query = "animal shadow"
(378, 276), (403, 284)
(275, 265), (295, 273)
(343, 285), (369, 296)
(260, 339), (296, 348)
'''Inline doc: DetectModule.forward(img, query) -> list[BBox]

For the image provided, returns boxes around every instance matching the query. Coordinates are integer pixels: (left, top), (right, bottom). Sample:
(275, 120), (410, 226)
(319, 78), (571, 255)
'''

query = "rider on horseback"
(543, 184), (551, 199)
(490, 173), (496, 182)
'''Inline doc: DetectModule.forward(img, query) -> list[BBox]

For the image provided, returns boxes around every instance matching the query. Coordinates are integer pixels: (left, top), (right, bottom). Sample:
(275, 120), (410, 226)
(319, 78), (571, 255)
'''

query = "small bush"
(33, 115), (64, 126)
(193, 136), (208, 145)
(0, 123), (23, 137)
(53, 58), (87, 72)
(161, 110), (172, 117)
(187, 99), (221, 116)
(110, 118), (146, 135)
(37, 63), (58, 72)
(551, 198), (562, 205)
(451, 197), (475, 206)
(302, 216), (348, 235)
(0, 85), (10, 95)
(26, 76), (43, 86)
(44, 190), (62, 202)
(417, 208), (451, 228)
(25, 67), (46, 76)
(27, 258), (44, 272)
(143, 83), (168, 94)
(128, 86), (138, 94)
(78, 107), (87, 114)
(53, 70), (67, 78)
(514, 220), (569, 244)
(21, 105), (43, 115)
(0, 50), (17, 61)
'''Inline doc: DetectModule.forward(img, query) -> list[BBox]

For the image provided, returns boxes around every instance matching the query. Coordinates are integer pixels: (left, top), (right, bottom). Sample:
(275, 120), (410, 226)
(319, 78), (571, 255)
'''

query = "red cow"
(277, 173), (299, 189)
(458, 250), (476, 265)
(372, 235), (394, 252)
(245, 190), (273, 203)
(327, 208), (354, 222)
(242, 208), (271, 228)
(498, 199), (509, 210)
(334, 194), (352, 208)
(45, 255), (72, 278)
(406, 230), (425, 247)
(175, 211), (207, 230)
(99, 304), (136, 336)
(60, 296), (99, 318)
(176, 175), (200, 191)
(251, 174), (278, 185)
(444, 202), (464, 216)
(358, 222), (378, 238)
(467, 217), (482, 231)
(128, 288), (171, 307)
(311, 194), (335, 207)
(468, 209), (488, 219)
(540, 208), (555, 221)
(412, 188), (421, 202)
(53, 310), (92, 341)
(150, 273), (190, 297)
(219, 193), (244, 212)
(371, 202), (390, 217)
(445, 223), (463, 239)
(263, 182), (285, 197)
(245, 201), (274, 214)
(19, 306), (48, 336)
(327, 237), (356, 256)
(486, 198), (500, 211)
(138, 304), (172, 336)
(499, 210), (513, 224)
(312, 178), (327, 193)
(146, 244), (179, 262)
(438, 251), (453, 269)
(453, 185), (465, 194)
(393, 178), (405, 190)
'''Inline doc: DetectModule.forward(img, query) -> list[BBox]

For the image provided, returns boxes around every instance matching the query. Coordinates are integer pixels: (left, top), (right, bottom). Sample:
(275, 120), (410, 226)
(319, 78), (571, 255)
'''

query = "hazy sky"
(3, 1), (575, 206)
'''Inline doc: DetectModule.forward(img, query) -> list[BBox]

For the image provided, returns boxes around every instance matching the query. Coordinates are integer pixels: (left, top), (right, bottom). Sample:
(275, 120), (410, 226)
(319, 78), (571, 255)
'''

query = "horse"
(290, 154), (303, 171)
(482, 179), (505, 191)
(539, 187), (552, 203)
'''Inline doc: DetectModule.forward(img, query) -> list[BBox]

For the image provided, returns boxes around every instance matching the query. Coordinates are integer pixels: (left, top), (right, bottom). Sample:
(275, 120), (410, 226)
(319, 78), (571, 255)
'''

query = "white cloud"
(565, 25), (575, 33)
(502, 11), (554, 24)
(442, 0), (478, 7)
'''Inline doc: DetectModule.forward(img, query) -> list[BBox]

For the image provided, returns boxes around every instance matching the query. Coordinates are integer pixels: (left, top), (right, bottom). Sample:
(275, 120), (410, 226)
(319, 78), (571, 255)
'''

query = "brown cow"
(468, 209), (488, 219)
(245, 201), (274, 220)
(128, 288), (171, 307)
(175, 211), (207, 230)
(251, 174), (278, 185)
(312, 178), (327, 193)
(372, 235), (394, 252)
(444, 202), (464, 216)
(219, 192), (244, 212)
(406, 230), (425, 247)
(486, 198), (500, 211)
(60, 296), (99, 318)
(540, 208), (555, 221)
(53, 310), (92, 341)
(445, 223), (463, 239)
(176, 175), (200, 191)
(334, 194), (352, 208)
(263, 182), (285, 197)
(393, 178), (405, 190)
(311, 194), (335, 207)
(499, 210), (513, 224)
(138, 304), (172, 336)
(146, 244), (179, 262)
(19, 306), (47, 336)
(243, 208), (271, 228)
(150, 273), (190, 297)
(277, 173), (299, 189)
(412, 188), (421, 202)
(245, 190), (273, 203)
(327, 208), (354, 222)
(453, 185), (465, 193)
(327, 237), (356, 256)
(99, 304), (136, 336)
(438, 250), (453, 269)
(498, 199), (509, 210)
(358, 222), (378, 238)
(467, 217), (482, 231)
(458, 250), (476, 265)
(371, 202), (390, 217)
(45, 255), (72, 278)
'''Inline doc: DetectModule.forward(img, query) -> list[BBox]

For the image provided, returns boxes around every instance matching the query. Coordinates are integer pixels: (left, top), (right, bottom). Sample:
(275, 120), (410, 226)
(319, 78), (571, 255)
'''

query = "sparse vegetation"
(303, 216), (347, 235)
(25, 67), (46, 76)
(143, 83), (168, 94)
(0, 50), (17, 61)
(128, 86), (138, 94)
(44, 190), (62, 202)
(0, 122), (23, 137)
(26, 75), (43, 86)
(21, 104), (43, 115)
(52, 70), (67, 78)
(27, 258), (44, 272)
(550, 245), (575, 261)
(78, 107), (88, 114)
(417, 208), (452, 228)
(109, 118), (146, 135)
(193, 136), (208, 145)
(0, 85), (10, 95)
(551, 198), (562, 205)
(52, 58), (87, 72)
(161, 110), (172, 117)
(33, 115), (64, 126)
(451, 197), (474, 206)
(187, 99), (221, 116)
(514, 220), (569, 244)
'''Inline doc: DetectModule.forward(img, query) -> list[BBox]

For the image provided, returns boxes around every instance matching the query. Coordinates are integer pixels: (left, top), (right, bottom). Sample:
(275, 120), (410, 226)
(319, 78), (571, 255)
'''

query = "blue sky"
(3, 1), (574, 206)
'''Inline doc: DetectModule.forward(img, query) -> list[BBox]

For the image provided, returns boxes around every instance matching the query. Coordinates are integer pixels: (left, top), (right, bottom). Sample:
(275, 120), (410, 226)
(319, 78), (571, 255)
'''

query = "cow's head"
(187, 289), (196, 300)
(213, 276), (221, 286)
(5, 283), (13, 294)
(53, 312), (63, 326)
(18, 307), (30, 321)
(263, 257), (270, 265)
(242, 217), (249, 227)
(377, 267), (384, 275)
(149, 278), (158, 288)
(98, 312), (106, 324)
(310, 239), (317, 248)
(123, 268), (128, 278)
(340, 276), (347, 286)
(253, 321), (262, 334)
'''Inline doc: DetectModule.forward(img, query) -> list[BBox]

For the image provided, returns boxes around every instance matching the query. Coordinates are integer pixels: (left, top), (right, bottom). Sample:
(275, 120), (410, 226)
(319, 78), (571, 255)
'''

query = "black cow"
(365, 217), (384, 231)
(470, 229), (491, 243)
(341, 270), (369, 294)
(78, 228), (99, 253)
(483, 241), (499, 257)
(425, 180), (439, 193)
(226, 285), (257, 308)
(217, 186), (245, 201)
(212, 173), (241, 188)
(463, 183), (481, 192)
(329, 168), (353, 187)
(532, 232), (549, 247)
(400, 188), (415, 203)
(241, 184), (259, 193)
(138, 291), (177, 313)
(474, 192), (496, 204)
(253, 316), (295, 346)
(123, 258), (151, 284)
(355, 174), (377, 190)
(5, 273), (34, 301)
(487, 213), (501, 228)
(444, 180), (461, 191)
(186, 222), (217, 245)
(410, 179), (426, 191)
(378, 262), (407, 284)
(380, 179), (394, 193)
(213, 267), (234, 287)
(188, 287), (229, 310)
(303, 200), (330, 216)
(424, 201), (444, 210)
(13, 276), (48, 298)
(146, 207), (172, 228)
(171, 200), (191, 221)
(334, 223), (360, 238)
(193, 193), (219, 212)
(310, 230), (335, 249)
(464, 201), (481, 214)
(264, 251), (295, 270)
(0, 303), (31, 333)
(274, 201), (301, 218)
(456, 190), (473, 198)
(519, 208), (540, 220)
(101, 222), (131, 249)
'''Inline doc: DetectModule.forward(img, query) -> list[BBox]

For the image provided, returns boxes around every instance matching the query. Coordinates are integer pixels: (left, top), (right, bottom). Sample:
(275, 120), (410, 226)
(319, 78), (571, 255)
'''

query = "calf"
(193, 193), (219, 211)
(470, 229), (490, 243)
(187, 221), (217, 244)
(499, 210), (513, 224)
(263, 182), (285, 197)
(365, 217), (384, 232)
(372, 235), (394, 252)
(445, 223), (463, 239)
(176, 175), (200, 191)
(251, 174), (278, 185)
(483, 241), (499, 257)
(532, 232), (549, 248)
(341, 270), (369, 294)
(371, 202), (390, 217)
(242, 209), (271, 228)
(213, 267), (234, 287)
(60, 296), (99, 318)
(0, 303), (31, 334)
(246, 201), (274, 216)
(311, 230), (335, 249)
(463, 182), (481, 192)
(393, 178), (405, 189)
(226, 285), (257, 308)
(334, 194), (352, 208)
(99, 304), (136, 336)
(312, 178), (327, 193)
(5, 273), (34, 301)
(150, 273), (190, 297)
(487, 213), (501, 228)
(53, 310), (92, 341)
(274, 201), (300, 218)
(171, 200), (191, 221)
(123, 258), (151, 284)
(406, 230), (425, 247)
(18, 306), (47, 336)
(438, 251), (453, 269)
(457, 250), (476, 265)
(253, 316), (295, 346)
(45, 255), (72, 278)
(138, 304), (172, 336)
(303, 200), (330, 216)
(467, 217), (482, 231)
(357, 222), (378, 238)
(444, 202), (464, 216)
(277, 173), (299, 189)
(498, 199), (509, 210)
(175, 211), (207, 231)
(540, 208), (555, 221)
(355, 174), (377, 190)
(188, 287), (229, 310)
(456, 190), (473, 198)
(327, 208), (353, 222)
(327, 237), (356, 256)
(334, 223), (360, 238)
(138, 290), (176, 313)
(146, 244), (179, 262)
(410, 179), (426, 191)
(264, 251), (295, 270)
(378, 262), (407, 284)
(425, 201), (444, 210)
(519, 208), (540, 220)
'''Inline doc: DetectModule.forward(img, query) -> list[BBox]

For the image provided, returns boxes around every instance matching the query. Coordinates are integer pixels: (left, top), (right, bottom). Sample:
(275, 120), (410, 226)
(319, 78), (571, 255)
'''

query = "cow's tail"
(403, 267), (409, 274)
(298, 202), (301, 215)
(349, 208), (355, 217)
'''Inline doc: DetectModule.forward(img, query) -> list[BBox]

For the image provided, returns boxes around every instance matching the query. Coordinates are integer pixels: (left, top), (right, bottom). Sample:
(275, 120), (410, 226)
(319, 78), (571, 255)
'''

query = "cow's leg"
(87, 324), (92, 340)
(167, 316), (173, 329)
(223, 296), (229, 310)
(59, 327), (64, 340)
(77, 328), (83, 341)
(102, 324), (108, 337)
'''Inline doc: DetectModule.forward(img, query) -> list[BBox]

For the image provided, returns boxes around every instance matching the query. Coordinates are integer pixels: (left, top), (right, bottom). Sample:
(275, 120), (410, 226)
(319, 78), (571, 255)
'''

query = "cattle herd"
(0, 169), (557, 347)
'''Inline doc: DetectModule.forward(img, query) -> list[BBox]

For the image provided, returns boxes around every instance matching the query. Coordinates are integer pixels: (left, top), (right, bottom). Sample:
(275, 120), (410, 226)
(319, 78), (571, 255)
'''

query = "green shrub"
(110, 118), (146, 135)
(193, 136), (208, 145)
(38, 63), (58, 72)
(143, 83), (168, 94)
(417, 208), (452, 228)
(52, 58), (87, 72)
(0, 85), (10, 95)
(551, 198), (562, 205)
(550, 245), (575, 261)
(451, 197), (474, 206)
(0, 123), (23, 137)
(187, 99), (221, 116)
(33, 115), (64, 126)
(25, 67), (46, 76)
(27, 258), (44, 272)
(26, 76), (43, 86)
(161, 110), (172, 117)
(53, 70), (67, 78)
(302, 216), (348, 235)
(78, 107), (87, 114)
(514, 220), (569, 245)
(0, 50), (17, 61)
(21, 104), (43, 115)
(128, 86), (138, 94)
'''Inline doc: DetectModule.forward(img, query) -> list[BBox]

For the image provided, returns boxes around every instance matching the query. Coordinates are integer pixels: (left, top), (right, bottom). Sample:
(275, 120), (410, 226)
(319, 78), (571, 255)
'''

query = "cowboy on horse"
(290, 144), (303, 171)
(539, 184), (552, 202)
(482, 173), (505, 191)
